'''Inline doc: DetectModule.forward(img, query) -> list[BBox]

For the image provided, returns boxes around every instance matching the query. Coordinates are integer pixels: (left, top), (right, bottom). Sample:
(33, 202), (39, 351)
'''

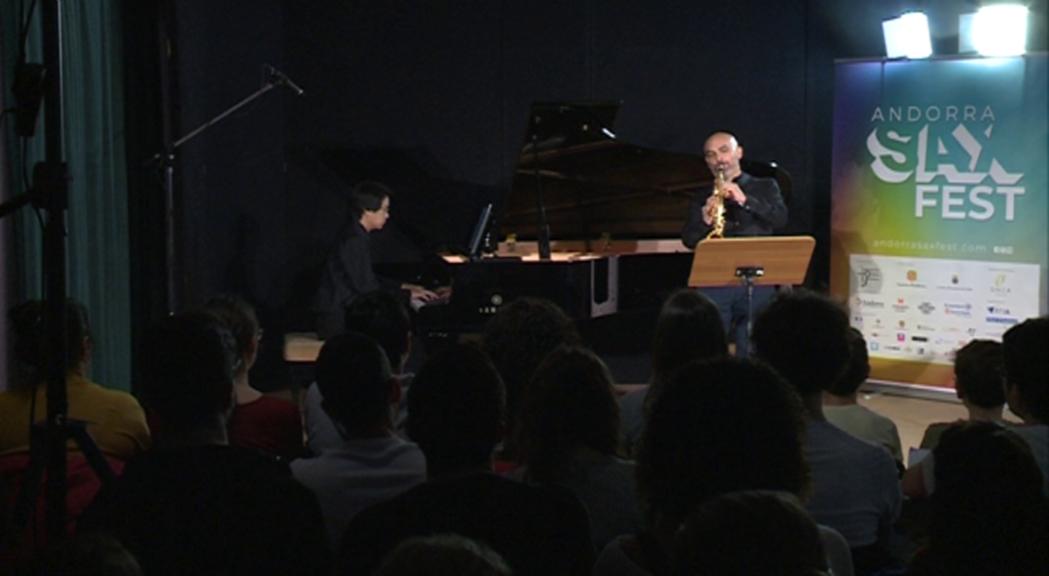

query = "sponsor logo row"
(854, 266), (1016, 294)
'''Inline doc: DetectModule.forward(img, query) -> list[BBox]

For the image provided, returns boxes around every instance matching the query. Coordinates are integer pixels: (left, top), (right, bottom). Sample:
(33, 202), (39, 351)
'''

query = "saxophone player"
(681, 131), (788, 357)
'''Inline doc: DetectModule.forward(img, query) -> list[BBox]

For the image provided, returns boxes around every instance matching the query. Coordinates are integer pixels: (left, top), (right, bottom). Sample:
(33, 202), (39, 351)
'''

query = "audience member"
(1000, 316), (1048, 495)
(515, 346), (642, 550)
(312, 181), (439, 339)
(78, 312), (329, 576)
(674, 490), (829, 576)
(918, 339), (1005, 450)
(341, 343), (594, 576)
(907, 422), (1048, 576)
(618, 290), (726, 453)
(204, 295), (303, 459)
(481, 298), (581, 464)
(823, 327), (902, 464)
(375, 534), (512, 576)
(0, 300), (149, 460)
(752, 290), (900, 573)
(305, 290), (413, 453)
(904, 317), (1049, 499)
(290, 332), (425, 550)
(593, 357), (852, 576)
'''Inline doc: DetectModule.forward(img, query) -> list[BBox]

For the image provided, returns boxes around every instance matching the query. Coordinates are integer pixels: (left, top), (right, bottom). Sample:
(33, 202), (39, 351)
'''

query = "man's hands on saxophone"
(701, 181), (748, 225)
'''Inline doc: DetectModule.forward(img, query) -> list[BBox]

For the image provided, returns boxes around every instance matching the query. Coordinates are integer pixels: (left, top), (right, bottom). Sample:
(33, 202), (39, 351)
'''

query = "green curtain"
(1, 1), (132, 391)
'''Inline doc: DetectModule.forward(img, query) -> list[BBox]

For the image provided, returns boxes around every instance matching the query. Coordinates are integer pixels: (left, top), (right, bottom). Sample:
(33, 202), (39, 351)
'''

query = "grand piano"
(424, 101), (792, 344)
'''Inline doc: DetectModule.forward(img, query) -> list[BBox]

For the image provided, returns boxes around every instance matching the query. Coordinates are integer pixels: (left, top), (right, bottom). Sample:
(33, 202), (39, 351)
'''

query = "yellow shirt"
(0, 373), (150, 460)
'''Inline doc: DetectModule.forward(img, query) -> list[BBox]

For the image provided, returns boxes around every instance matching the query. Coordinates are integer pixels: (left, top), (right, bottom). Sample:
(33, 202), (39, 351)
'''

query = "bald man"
(681, 131), (788, 357)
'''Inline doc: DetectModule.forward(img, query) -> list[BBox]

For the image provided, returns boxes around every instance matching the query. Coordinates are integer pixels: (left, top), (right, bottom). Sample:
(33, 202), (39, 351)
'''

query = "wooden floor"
(854, 389), (1020, 464)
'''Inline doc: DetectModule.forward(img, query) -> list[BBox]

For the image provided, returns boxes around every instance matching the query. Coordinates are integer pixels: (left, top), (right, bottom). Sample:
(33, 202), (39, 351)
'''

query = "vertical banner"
(830, 56), (1048, 389)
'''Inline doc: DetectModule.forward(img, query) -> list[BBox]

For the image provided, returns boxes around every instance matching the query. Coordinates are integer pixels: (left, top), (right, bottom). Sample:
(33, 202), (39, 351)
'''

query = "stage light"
(882, 12), (933, 59)
(969, 4), (1028, 56)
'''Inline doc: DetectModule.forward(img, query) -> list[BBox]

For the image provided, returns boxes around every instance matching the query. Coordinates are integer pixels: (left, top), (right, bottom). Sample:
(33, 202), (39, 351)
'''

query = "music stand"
(687, 236), (815, 340)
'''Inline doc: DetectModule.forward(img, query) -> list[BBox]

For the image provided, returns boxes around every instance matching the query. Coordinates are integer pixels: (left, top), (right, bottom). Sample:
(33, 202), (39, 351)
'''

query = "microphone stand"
(532, 125), (552, 261)
(154, 68), (298, 313)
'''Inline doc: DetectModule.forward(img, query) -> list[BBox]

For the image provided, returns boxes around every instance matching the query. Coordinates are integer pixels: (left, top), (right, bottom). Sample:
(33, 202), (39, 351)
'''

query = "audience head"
(752, 290), (851, 399)
(651, 289), (726, 383)
(7, 298), (92, 387)
(636, 357), (808, 527)
(344, 290), (412, 372)
(407, 343), (506, 477)
(481, 298), (580, 454)
(139, 311), (238, 427)
(1002, 316), (1049, 424)
(350, 180), (392, 220)
(952, 339), (1005, 409)
(826, 327), (870, 397)
(517, 346), (620, 482)
(674, 491), (828, 576)
(202, 294), (260, 376)
(915, 421), (1048, 574)
(375, 534), (512, 576)
(315, 331), (396, 438)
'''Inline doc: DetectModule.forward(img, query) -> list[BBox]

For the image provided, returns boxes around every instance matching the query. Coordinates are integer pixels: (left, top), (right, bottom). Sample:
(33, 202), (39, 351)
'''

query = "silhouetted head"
(675, 490), (827, 576)
(636, 357), (808, 526)
(315, 331), (396, 438)
(826, 327), (870, 397)
(344, 289), (412, 372)
(7, 298), (92, 388)
(952, 339), (1004, 409)
(1002, 316), (1049, 423)
(916, 421), (1048, 574)
(481, 297), (579, 456)
(140, 311), (238, 426)
(752, 290), (851, 399)
(203, 294), (261, 375)
(376, 534), (511, 576)
(517, 346), (620, 482)
(407, 343), (506, 477)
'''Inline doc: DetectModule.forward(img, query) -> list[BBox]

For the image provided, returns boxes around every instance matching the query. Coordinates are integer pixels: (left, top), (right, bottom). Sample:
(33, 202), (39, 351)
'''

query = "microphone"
(264, 64), (304, 96)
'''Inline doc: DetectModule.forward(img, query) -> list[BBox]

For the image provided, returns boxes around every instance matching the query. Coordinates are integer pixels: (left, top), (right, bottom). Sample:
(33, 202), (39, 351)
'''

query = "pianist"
(681, 131), (788, 357)
(313, 181), (440, 339)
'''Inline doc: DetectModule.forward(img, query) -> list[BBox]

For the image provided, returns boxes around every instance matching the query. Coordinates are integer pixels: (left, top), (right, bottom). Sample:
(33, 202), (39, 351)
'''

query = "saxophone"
(706, 168), (727, 239)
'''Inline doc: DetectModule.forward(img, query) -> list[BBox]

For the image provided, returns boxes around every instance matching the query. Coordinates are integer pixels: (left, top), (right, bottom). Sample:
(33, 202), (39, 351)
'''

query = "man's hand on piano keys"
(404, 283), (441, 302)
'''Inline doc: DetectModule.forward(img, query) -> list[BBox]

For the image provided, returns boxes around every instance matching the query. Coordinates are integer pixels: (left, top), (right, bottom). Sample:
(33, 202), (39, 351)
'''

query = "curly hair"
(635, 357), (809, 526)
(481, 298), (580, 456)
(203, 294), (260, 373)
(516, 346), (620, 483)
(7, 299), (92, 389)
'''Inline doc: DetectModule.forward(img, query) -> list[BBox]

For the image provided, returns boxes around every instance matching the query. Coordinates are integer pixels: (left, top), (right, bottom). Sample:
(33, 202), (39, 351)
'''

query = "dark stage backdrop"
(147, 0), (1048, 378)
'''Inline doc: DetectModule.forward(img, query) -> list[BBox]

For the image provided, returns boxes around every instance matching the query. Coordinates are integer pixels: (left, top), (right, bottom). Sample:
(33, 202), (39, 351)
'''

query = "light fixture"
(882, 12), (933, 59)
(969, 4), (1029, 56)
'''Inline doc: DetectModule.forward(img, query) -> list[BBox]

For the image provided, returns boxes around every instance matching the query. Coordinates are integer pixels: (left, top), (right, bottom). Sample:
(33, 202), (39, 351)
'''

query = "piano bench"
(283, 332), (324, 364)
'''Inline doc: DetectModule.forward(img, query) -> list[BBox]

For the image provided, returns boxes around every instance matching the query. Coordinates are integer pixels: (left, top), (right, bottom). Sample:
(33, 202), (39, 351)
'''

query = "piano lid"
(499, 101), (710, 243)
(498, 101), (793, 244)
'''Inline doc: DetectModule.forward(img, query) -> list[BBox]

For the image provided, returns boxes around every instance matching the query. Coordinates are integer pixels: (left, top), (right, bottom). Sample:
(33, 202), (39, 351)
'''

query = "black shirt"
(681, 172), (788, 248)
